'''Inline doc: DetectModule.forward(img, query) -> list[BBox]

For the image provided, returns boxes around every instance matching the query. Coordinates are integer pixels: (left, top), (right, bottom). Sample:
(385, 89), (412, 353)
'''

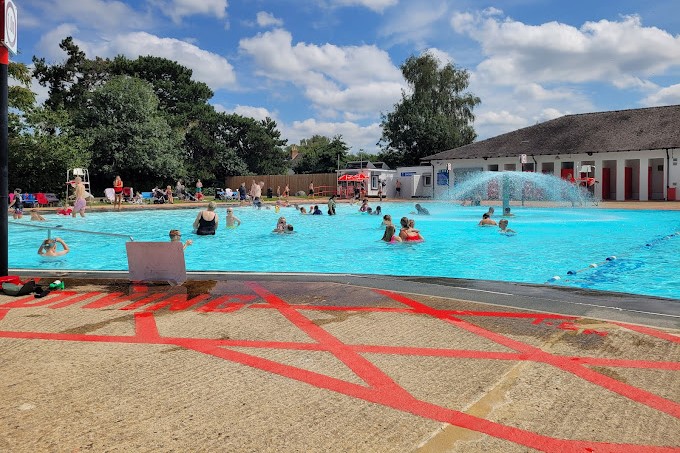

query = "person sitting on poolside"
(38, 237), (69, 257)
(169, 229), (193, 250)
(498, 219), (516, 234)
(30, 209), (46, 221)
(478, 213), (497, 226)
(414, 203), (430, 215)
(381, 224), (402, 243)
(193, 201), (218, 235)
(226, 208), (241, 228)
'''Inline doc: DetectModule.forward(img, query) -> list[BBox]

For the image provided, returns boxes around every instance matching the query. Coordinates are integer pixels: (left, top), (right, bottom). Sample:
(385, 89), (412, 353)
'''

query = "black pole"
(0, 50), (8, 276)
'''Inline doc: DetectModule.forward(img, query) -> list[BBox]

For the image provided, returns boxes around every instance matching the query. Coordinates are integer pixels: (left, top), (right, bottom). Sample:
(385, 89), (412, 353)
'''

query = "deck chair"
(23, 193), (37, 208)
(45, 193), (60, 206)
(141, 192), (154, 204)
(122, 187), (134, 202)
(126, 242), (187, 285)
(103, 188), (115, 203)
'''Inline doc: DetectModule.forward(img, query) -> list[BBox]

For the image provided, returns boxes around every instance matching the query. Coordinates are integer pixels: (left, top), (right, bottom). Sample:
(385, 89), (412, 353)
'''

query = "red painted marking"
(0, 295), (45, 308)
(82, 292), (143, 309)
(611, 322), (680, 344)
(582, 329), (608, 337)
(195, 295), (257, 313)
(558, 322), (578, 331)
(376, 289), (680, 421)
(49, 292), (103, 309)
(135, 312), (160, 340)
(123, 293), (209, 312)
(131, 285), (149, 293)
(1, 284), (678, 452)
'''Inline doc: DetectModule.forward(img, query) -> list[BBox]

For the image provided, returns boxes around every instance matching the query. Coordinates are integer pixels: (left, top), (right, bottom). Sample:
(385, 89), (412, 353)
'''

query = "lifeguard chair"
(66, 168), (93, 201)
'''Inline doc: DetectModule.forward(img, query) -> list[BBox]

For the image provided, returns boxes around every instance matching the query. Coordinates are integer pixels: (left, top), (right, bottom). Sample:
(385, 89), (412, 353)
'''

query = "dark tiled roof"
(422, 104), (680, 161)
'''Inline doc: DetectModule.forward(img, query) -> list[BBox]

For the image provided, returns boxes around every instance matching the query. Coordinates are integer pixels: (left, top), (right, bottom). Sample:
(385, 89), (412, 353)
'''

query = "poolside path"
(0, 276), (678, 452)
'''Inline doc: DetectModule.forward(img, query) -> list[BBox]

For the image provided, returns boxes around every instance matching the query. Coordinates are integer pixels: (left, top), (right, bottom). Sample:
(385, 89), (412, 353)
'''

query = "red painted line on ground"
(134, 312), (160, 340)
(0, 294), (44, 308)
(611, 321), (680, 344)
(574, 357), (680, 371)
(49, 292), (103, 309)
(195, 294), (257, 313)
(0, 309), (7, 321)
(246, 281), (410, 395)
(376, 289), (680, 421)
(354, 344), (527, 361)
(82, 292), (145, 309)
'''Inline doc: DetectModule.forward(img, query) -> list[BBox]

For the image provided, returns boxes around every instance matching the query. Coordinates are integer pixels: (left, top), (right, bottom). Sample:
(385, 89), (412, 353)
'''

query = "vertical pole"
(0, 47), (8, 276)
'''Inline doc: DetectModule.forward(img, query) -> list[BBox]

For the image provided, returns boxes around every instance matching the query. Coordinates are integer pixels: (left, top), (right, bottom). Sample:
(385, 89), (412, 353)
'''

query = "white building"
(336, 161), (395, 198)
(417, 105), (680, 201)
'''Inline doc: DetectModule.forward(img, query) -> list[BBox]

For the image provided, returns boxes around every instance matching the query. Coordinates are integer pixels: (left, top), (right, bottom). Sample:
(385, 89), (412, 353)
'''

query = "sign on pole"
(520, 154), (527, 164)
(1, 0), (17, 55)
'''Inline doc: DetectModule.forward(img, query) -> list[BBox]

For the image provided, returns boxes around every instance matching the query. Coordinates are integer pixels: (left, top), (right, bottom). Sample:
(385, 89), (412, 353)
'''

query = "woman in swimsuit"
(399, 217), (424, 242)
(113, 175), (123, 211)
(381, 224), (402, 243)
(193, 201), (218, 235)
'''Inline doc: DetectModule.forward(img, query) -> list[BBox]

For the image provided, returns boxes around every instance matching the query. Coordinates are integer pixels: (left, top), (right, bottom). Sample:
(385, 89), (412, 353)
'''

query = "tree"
(74, 75), (182, 189)
(379, 52), (480, 167)
(224, 115), (289, 175)
(292, 135), (350, 174)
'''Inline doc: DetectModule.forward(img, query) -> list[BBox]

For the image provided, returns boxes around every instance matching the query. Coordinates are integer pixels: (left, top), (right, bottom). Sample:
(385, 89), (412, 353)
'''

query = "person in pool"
(414, 203), (430, 215)
(381, 214), (393, 227)
(38, 237), (70, 257)
(399, 217), (424, 242)
(503, 207), (515, 217)
(478, 212), (497, 226)
(381, 224), (402, 243)
(169, 229), (193, 250)
(30, 209), (46, 221)
(226, 208), (241, 228)
(498, 219), (516, 234)
(274, 216), (287, 232)
(193, 201), (218, 235)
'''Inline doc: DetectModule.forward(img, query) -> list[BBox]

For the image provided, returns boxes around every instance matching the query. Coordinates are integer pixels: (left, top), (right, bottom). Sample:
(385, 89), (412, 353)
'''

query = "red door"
(624, 167), (633, 200)
(648, 166), (652, 200)
(601, 168), (610, 199)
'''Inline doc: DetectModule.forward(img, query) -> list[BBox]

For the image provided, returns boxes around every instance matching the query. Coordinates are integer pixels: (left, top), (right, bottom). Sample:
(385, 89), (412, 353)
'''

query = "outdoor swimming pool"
(8, 203), (680, 300)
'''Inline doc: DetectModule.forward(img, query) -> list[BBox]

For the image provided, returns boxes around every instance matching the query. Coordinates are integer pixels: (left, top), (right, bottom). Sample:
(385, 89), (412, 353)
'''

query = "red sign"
(338, 173), (368, 181)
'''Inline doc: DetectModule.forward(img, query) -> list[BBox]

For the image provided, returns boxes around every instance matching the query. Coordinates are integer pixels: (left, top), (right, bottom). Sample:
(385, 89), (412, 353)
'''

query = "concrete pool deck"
(0, 272), (678, 452)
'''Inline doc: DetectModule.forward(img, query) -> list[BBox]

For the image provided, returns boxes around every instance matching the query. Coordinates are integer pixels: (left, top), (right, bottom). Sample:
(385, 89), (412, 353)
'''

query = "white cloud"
(231, 105), (274, 121)
(286, 118), (382, 152)
(239, 29), (404, 117)
(151, 0), (228, 23)
(78, 32), (236, 90)
(641, 84), (680, 106)
(256, 12), (283, 28)
(330, 0), (398, 13)
(36, 23), (80, 62)
(379, 1), (450, 46)
(451, 12), (680, 87)
(29, 0), (150, 33)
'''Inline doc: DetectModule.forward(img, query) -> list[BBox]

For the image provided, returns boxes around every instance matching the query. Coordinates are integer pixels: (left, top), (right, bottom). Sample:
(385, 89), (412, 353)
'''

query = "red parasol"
(338, 173), (368, 181)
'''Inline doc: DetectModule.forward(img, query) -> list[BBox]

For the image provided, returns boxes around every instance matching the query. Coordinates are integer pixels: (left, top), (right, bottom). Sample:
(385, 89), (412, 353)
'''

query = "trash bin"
(267, 188), (273, 198)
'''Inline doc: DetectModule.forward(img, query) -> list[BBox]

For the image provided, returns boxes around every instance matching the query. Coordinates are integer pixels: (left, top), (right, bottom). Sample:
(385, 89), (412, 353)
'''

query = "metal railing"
(9, 221), (134, 241)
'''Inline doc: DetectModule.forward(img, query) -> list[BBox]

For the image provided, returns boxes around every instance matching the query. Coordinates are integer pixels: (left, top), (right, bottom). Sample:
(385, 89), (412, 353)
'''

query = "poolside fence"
(224, 173), (339, 198)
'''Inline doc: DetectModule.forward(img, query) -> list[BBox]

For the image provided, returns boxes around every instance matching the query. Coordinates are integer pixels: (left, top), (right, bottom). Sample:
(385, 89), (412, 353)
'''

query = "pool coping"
(10, 269), (680, 329)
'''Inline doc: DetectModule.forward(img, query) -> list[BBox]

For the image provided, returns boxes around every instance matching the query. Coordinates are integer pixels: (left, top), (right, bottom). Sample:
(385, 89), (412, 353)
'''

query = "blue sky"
(14, 0), (680, 154)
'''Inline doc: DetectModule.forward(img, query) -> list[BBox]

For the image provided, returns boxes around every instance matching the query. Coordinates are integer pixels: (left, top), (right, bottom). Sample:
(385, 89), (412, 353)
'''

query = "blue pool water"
(8, 203), (680, 299)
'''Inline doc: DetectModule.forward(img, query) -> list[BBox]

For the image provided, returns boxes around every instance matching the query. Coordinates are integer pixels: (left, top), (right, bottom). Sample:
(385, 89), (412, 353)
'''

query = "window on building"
(424, 174), (432, 187)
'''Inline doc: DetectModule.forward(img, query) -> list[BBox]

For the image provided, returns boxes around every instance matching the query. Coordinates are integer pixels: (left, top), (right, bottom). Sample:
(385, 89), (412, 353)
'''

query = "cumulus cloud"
(239, 28), (404, 117)
(286, 118), (383, 152)
(36, 23), (80, 62)
(28, 0), (151, 33)
(72, 31), (236, 90)
(231, 105), (274, 121)
(256, 11), (283, 28)
(450, 12), (680, 87)
(641, 84), (680, 106)
(151, 0), (228, 23)
(330, 0), (398, 13)
(378, 1), (450, 46)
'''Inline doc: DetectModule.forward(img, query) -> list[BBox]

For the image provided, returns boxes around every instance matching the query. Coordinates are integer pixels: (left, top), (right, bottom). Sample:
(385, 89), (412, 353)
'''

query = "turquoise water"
(8, 203), (680, 299)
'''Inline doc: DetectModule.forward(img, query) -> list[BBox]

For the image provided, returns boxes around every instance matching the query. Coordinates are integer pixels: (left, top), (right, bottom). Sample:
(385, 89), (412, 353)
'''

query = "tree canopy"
(291, 135), (350, 174)
(15, 36), (290, 195)
(379, 52), (480, 167)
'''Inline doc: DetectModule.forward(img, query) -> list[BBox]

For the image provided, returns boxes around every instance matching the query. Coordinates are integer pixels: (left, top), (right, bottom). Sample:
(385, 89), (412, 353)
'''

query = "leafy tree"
(379, 52), (481, 167)
(292, 135), (350, 174)
(74, 75), (182, 190)
(10, 108), (91, 194)
(223, 115), (289, 175)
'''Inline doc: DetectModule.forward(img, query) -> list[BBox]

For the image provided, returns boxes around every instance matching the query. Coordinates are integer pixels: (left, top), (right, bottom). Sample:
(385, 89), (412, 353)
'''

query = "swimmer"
(30, 209), (46, 221)
(486, 207), (495, 217)
(399, 217), (424, 242)
(274, 216), (287, 232)
(169, 229), (193, 250)
(478, 213), (497, 226)
(503, 207), (515, 217)
(381, 224), (402, 243)
(414, 203), (430, 215)
(38, 237), (70, 257)
(226, 208), (241, 228)
(498, 219), (516, 234)
(381, 214), (393, 227)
